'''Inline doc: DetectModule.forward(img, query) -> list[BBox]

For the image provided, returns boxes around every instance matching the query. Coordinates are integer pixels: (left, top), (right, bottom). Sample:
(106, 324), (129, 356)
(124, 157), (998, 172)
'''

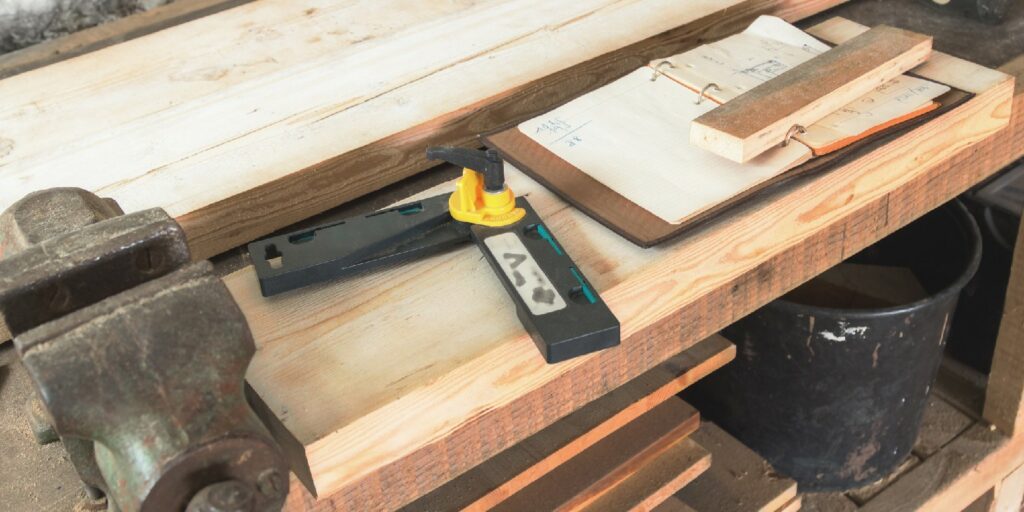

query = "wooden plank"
(0, 0), (251, 80)
(0, 0), (847, 263)
(262, 19), (1017, 510)
(492, 398), (699, 512)
(407, 335), (734, 512)
(804, 18), (1011, 95)
(675, 422), (797, 512)
(582, 438), (710, 512)
(691, 25), (932, 163)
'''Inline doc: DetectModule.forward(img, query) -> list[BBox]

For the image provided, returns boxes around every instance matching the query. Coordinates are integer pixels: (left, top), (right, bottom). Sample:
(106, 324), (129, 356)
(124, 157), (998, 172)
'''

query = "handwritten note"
(519, 69), (811, 224)
(653, 15), (829, 103)
(650, 15), (949, 154)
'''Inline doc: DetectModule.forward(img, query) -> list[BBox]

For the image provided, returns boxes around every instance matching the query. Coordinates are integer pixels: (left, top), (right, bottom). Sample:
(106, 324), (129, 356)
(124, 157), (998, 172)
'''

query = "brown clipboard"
(483, 88), (970, 247)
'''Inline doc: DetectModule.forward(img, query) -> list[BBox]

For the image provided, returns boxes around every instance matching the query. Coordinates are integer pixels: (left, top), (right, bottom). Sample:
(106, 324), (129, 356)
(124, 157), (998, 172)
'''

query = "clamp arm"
(426, 146), (505, 192)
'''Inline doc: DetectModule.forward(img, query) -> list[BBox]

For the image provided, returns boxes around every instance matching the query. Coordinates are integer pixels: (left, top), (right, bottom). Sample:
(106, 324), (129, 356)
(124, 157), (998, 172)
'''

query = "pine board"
(257, 17), (1014, 510)
(583, 437), (710, 512)
(0, 0), (846, 262)
(407, 335), (734, 512)
(691, 25), (933, 162)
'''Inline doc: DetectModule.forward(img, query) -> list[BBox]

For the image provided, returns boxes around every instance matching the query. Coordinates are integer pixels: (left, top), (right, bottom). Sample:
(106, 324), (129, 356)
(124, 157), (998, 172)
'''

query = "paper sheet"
(654, 15), (829, 103)
(518, 68), (812, 224)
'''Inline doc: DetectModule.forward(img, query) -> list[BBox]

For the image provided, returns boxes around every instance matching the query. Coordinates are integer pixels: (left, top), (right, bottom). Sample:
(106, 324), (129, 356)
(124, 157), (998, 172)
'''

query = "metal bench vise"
(0, 189), (288, 511)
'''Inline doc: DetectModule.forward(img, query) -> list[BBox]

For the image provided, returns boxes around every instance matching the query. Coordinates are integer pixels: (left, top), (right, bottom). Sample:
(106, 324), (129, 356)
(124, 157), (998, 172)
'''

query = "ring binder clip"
(649, 60), (676, 82)
(695, 83), (721, 105)
(782, 124), (807, 146)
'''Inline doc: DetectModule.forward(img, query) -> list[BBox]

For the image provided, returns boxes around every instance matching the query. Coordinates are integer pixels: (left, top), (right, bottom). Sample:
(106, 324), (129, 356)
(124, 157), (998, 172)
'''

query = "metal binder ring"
(649, 60), (676, 81)
(782, 124), (807, 147)
(695, 83), (721, 105)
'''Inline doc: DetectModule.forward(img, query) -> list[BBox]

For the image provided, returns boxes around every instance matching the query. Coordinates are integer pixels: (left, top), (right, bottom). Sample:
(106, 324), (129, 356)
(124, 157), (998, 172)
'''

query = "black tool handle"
(427, 147), (505, 192)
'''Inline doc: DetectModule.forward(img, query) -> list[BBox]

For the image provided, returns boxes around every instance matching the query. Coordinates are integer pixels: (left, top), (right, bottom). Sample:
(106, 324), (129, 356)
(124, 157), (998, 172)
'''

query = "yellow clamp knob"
(449, 168), (525, 227)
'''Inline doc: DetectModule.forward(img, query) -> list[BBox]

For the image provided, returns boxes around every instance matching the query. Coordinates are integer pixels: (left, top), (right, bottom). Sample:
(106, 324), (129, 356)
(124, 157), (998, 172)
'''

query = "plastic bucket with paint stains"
(686, 200), (982, 491)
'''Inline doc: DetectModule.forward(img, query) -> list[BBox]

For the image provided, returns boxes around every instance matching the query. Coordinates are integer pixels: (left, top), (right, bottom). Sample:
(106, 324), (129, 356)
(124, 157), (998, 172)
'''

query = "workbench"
(1, 1), (1023, 511)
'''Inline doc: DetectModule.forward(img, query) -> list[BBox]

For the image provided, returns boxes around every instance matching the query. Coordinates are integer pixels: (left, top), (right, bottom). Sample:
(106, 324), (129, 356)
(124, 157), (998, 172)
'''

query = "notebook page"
(518, 68), (811, 224)
(654, 15), (829, 103)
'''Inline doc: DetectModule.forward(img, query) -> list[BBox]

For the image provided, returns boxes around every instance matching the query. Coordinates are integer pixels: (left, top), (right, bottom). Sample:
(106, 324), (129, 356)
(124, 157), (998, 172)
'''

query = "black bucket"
(686, 200), (982, 491)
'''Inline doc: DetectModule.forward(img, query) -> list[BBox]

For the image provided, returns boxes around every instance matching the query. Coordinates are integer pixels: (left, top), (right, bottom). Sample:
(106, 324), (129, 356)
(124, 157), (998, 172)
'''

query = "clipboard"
(482, 17), (968, 246)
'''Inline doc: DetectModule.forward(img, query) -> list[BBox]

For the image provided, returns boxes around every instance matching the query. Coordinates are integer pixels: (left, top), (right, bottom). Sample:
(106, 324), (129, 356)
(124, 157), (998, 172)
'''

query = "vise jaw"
(0, 189), (288, 511)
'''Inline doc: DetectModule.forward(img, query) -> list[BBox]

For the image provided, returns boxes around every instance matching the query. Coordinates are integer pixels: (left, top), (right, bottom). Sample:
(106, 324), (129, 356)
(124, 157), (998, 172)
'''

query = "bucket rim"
(770, 200), (983, 318)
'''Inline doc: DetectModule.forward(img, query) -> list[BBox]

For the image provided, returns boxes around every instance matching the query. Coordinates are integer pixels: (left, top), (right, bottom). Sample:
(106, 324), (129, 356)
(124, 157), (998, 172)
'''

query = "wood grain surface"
(582, 437), (710, 512)
(691, 25), (933, 162)
(406, 335), (734, 512)
(485, 87), (968, 247)
(264, 17), (1013, 510)
(0, 0), (847, 262)
(491, 398), (699, 512)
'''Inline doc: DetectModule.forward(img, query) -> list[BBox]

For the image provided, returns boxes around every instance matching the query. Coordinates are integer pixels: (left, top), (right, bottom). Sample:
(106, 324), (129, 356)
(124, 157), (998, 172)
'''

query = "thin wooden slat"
(675, 423), (797, 512)
(691, 25), (932, 163)
(407, 335), (734, 512)
(493, 398), (699, 512)
(265, 18), (1016, 510)
(582, 438), (710, 512)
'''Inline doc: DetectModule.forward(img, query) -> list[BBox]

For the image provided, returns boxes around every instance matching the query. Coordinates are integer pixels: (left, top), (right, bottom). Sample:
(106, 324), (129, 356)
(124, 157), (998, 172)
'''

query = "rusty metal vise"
(0, 189), (288, 511)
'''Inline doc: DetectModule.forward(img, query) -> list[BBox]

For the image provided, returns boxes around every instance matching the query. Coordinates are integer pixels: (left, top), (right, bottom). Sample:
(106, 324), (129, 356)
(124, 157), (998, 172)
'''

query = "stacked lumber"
(405, 336), (734, 511)
(0, 0), (846, 261)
